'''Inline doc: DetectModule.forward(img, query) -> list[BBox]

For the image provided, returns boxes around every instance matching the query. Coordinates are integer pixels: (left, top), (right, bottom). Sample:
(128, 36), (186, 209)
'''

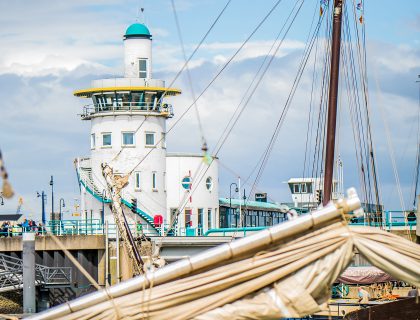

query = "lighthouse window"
(102, 133), (112, 147)
(152, 172), (157, 190)
(145, 132), (155, 146)
(91, 134), (96, 149)
(135, 172), (141, 190)
(122, 132), (134, 146)
(139, 58), (148, 78)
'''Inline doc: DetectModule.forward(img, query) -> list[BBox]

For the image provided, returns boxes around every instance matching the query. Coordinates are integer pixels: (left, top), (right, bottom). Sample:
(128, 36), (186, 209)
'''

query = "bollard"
(23, 232), (36, 313)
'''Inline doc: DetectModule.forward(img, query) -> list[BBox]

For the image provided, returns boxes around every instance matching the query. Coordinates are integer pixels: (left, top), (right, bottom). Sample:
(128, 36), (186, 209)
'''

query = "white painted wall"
(124, 37), (152, 78)
(90, 114), (167, 217)
(166, 154), (219, 234)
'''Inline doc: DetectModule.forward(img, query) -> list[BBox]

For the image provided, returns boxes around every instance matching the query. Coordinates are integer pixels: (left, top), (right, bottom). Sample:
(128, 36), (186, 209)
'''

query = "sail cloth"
(52, 223), (420, 320)
(337, 266), (395, 284)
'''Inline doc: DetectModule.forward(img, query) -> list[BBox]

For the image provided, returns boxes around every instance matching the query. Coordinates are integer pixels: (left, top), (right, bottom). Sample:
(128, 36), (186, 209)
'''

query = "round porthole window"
(205, 176), (213, 191)
(181, 176), (192, 190)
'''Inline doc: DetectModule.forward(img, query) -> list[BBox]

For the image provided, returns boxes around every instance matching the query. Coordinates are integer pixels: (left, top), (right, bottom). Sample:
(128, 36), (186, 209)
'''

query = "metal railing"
(0, 253), (71, 292)
(81, 102), (174, 119)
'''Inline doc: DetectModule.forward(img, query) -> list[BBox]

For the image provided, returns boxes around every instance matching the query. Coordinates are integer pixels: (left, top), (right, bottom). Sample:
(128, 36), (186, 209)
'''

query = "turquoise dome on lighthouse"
(124, 23), (151, 38)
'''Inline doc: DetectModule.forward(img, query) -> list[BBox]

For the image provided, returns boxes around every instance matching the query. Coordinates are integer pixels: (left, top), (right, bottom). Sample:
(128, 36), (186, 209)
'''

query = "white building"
(74, 22), (219, 235)
(166, 153), (219, 235)
(287, 177), (343, 209)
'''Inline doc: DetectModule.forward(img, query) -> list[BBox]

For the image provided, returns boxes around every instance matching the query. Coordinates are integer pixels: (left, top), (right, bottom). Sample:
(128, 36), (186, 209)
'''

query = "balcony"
(80, 102), (174, 120)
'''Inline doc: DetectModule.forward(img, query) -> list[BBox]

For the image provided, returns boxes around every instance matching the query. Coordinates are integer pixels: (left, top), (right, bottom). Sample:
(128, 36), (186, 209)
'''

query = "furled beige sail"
(28, 189), (420, 320)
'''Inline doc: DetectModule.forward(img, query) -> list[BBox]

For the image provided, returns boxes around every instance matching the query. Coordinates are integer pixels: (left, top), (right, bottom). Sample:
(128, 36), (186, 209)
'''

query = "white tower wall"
(90, 114), (167, 217)
(124, 38), (152, 78)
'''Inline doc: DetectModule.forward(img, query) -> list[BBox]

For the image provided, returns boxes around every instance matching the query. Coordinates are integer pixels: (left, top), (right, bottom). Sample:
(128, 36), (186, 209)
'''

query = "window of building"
(152, 172), (157, 190)
(102, 133), (112, 147)
(207, 208), (212, 229)
(198, 208), (203, 229)
(145, 132), (155, 146)
(181, 176), (192, 190)
(161, 132), (166, 149)
(139, 58), (148, 78)
(293, 183), (301, 194)
(185, 209), (192, 228)
(301, 183), (307, 193)
(134, 172), (141, 190)
(205, 176), (213, 191)
(122, 132), (134, 146)
(91, 133), (95, 149)
(163, 172), (166, 192)
(170, 208), (178, 226)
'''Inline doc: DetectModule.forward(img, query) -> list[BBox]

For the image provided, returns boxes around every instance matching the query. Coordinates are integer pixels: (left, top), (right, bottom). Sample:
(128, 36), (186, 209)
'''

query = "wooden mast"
(323, 0), (344, 206)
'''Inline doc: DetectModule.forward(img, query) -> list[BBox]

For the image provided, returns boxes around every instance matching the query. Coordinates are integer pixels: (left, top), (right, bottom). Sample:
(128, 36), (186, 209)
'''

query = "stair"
(77, 165), (159, 234)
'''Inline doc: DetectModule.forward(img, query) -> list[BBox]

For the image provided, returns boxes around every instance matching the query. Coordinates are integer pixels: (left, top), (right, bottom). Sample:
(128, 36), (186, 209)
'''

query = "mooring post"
(23, 232), (36, 313)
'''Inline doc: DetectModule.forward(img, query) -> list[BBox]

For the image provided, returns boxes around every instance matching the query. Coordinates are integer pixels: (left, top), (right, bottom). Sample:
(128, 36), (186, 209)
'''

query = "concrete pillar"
(23, 233), (36, 313)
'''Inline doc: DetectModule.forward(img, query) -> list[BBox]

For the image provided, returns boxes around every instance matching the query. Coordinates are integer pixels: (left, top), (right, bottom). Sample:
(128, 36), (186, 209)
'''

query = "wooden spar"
(323, 0), (344, 206)
(101, 163), (144, 275)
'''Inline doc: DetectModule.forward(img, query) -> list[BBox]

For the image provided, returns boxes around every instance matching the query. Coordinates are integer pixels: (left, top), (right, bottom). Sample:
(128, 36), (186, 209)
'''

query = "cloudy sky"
(0, 0), (419, 219)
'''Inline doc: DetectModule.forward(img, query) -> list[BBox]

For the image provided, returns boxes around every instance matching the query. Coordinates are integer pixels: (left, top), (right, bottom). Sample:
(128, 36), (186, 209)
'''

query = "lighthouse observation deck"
(74, 77), (181, 120)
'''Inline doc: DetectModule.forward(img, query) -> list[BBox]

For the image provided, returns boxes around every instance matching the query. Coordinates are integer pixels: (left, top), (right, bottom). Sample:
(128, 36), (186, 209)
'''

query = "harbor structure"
(74, 22), (219, 234)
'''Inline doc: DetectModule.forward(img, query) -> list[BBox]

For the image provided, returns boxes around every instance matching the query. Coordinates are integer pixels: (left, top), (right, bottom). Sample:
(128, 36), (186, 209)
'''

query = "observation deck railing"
(81, 102), (174, 119)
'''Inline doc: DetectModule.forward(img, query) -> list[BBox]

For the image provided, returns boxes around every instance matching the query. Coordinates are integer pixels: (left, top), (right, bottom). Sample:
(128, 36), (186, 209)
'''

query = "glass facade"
(219, 206), (286, 228)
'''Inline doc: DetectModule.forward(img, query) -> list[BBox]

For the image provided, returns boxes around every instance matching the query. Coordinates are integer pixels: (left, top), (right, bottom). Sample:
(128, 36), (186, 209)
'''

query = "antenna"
(136, 1), (145, 23)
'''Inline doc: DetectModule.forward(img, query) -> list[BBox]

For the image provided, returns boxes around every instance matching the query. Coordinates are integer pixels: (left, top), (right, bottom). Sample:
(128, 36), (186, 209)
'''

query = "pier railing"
(0, 212), (415, 238)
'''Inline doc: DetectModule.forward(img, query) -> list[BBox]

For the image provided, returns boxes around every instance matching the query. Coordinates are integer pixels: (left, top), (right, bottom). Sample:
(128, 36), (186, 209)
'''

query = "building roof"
(125, 23), (151, 38)
(73, 86), (181, 98)
(0, 214), (22, 222)
(219, 198), (288, 211)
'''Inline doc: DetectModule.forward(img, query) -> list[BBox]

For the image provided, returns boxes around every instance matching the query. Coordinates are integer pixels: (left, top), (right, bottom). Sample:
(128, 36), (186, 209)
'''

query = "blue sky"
(0, 0), (419, 219)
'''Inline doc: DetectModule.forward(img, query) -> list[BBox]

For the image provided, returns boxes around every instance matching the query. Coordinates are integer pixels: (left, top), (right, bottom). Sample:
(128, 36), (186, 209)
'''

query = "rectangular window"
(293, 183), (300, 194)
(102, 133), (112, 146)
(135, 172), (141, 190)
(145, 132), (155, 146)
(139, 58), (148, 78)
(163, 172), (166, 192)
(152, 172), (157, 190)
(185, 209), (192, 228)
(122, 132), (134, 146)
(301, 183), (307, 194)
(207, 208), (212, 229)
(198, 208), (203, 228)
(91, 133), (95, 149)
(161, 132), (166, 149)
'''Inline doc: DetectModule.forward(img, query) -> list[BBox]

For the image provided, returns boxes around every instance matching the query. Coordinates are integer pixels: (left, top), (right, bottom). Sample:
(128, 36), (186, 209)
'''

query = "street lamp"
(229, 182), (238, 226)
(36, 191), (47, 225)
(49, 175), (54, 219)
(59, 198), (65, 220)
(0, 192), (4, 205)
(101, 190), (106, 224)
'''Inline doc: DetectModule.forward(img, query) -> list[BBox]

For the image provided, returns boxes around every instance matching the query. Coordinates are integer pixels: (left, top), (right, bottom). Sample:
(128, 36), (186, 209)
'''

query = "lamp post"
(101, 190), (106, 225)
(229, 182), (238, 227)
(49, 176), (54, 219)
(36, 191), (47, 225)
(59, 198), (65, 221)
(0, 192), (4, 205)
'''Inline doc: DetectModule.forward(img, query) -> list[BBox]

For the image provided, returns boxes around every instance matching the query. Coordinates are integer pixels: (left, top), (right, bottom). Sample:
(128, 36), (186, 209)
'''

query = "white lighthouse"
(74, 22), (220, 236)
(74, 22), (181, 231)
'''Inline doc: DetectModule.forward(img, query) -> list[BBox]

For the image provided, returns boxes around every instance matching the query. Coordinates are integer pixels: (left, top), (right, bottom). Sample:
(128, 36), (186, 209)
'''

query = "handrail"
(81, 102), (174, 118)
(205, 227), (267, 236)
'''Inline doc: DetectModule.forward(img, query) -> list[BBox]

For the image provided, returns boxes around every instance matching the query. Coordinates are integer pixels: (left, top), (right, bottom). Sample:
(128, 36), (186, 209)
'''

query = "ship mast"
(323, 0), (344, 206)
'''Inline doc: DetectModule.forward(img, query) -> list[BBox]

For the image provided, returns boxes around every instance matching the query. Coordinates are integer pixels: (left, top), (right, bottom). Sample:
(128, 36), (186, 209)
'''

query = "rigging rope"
(127, 0), (287, 177)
